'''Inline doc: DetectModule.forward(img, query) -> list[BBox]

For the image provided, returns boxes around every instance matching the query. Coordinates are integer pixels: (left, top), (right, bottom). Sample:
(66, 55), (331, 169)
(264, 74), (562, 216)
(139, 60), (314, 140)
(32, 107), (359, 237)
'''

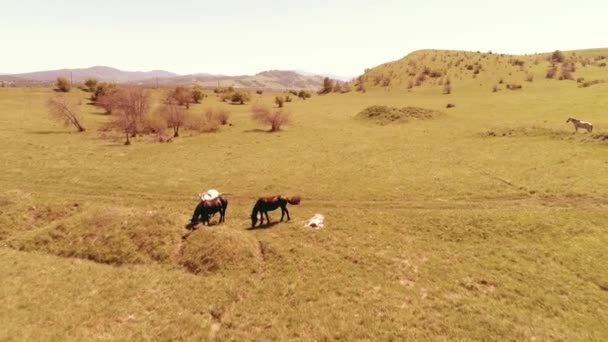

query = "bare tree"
(159, 100), (188, 137)
(111, 87), (150, 145)
(47, 95), (85, 132)
(251, 104), (290, 132)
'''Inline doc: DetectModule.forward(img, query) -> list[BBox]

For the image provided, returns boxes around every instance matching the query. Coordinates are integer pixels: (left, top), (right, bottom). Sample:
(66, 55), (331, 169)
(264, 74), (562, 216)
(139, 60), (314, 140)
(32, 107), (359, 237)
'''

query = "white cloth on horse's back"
(199, 189), (220, 201)
(305, 214), (324, 229)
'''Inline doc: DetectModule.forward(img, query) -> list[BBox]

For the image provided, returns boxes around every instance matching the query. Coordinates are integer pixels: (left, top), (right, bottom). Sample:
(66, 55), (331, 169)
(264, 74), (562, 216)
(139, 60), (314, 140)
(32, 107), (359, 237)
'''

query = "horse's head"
(250, 206), (258, 228)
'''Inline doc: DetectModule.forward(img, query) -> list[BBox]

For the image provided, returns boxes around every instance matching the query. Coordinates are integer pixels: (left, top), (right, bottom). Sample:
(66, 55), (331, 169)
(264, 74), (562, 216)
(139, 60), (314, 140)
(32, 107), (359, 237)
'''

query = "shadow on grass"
(243, 129), (274, 134)
(247, 221), (280, 230)
(26, 130), (72, 135)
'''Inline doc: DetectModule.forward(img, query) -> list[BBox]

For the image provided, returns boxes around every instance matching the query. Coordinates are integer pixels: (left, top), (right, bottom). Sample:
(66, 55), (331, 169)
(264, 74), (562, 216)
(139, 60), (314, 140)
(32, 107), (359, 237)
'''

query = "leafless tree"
(111, 87), (150, 145)
(159, 100), (188, 137)
(47, 95), (85, 132)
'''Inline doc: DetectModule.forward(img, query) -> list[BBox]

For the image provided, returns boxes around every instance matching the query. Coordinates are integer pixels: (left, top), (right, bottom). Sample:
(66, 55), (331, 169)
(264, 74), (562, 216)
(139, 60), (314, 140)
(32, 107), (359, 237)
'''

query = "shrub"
(191, 86), (206, 104)
(443, 79), (451, 94)
(285, 95), (292, 102)
(297, 90), (312, 99)
(168, 86), (194, 108)
(526, 74), (534, 82)
(446, 103), (455, 108)
(318, 77), (334, 94)
(256, 90), (264, 95)
(599, 62), (607, 67)
(84, 78), (98, 92)
(187, 108), (225, 132)
(551, 50), (565, 63)
(275, 96), (284, 108)
(144, 112), (168, 142)
(492, 85), (498, 92)
(251, 104), (290, 132)
(55, 77), (71, 92)
(230, 91), (250, 105)
(546, 67), (557, 79)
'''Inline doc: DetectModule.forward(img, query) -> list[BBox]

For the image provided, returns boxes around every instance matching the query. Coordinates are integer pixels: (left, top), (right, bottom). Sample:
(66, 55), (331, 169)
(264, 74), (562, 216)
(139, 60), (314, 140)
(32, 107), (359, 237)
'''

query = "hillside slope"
(354, 48), (608, 93)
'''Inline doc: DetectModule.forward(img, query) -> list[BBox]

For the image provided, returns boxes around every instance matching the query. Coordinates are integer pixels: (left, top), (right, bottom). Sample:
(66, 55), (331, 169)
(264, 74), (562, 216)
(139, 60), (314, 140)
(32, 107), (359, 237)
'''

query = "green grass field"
(1, 49), (608, 340)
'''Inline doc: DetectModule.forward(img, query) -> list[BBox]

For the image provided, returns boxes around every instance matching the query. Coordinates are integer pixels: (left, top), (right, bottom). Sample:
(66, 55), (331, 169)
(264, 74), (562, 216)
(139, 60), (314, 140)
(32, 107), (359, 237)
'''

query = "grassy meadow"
(1, 49), (608, 340)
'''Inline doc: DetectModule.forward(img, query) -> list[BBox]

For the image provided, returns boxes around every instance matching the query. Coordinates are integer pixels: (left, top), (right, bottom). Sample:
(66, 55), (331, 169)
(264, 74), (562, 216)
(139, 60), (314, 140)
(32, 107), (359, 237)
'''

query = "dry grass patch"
(179, 227), (263, 275)
(7, 206), (182, 266)
(356, 105), (442, 125)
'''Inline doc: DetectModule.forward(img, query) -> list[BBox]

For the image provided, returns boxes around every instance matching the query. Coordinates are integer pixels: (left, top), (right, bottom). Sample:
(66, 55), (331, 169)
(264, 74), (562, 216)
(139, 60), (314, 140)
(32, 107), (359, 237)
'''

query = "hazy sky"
(1, 0), (607, 76)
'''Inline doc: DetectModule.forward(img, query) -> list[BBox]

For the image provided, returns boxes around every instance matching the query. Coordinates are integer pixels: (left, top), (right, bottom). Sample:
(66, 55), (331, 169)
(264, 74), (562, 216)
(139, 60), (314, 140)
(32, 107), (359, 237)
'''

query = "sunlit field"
(1, 49), (608, 340)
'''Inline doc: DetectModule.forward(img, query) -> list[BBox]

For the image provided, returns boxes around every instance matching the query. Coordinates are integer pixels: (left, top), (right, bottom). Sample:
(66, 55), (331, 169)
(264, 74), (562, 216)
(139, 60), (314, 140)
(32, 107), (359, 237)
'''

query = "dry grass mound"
(179, 227), (263, 275)
(480, 126), (608, 144)
(0, 191), (81, 242)
(356, 105), (442, 125)
(8, 206), (182, 266)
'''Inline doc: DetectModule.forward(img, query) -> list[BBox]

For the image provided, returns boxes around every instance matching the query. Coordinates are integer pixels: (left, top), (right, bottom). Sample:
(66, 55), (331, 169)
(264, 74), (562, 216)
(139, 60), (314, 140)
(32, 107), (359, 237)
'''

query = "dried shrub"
(144, 112), (168, 142)
(443, 79), (451, 94)
(492, 85), (498, 92)
(546, 67), (557, 79)
(526, 74), (534, 82)
(55, 77), (71, 92)
(551, 50), (565, 63)
(230, 91), (250, 105)
(187, 108), (227, 133)
(275, 96), (285, 108)
(297, 90), (312, 99)
(251, 104), (290, 132)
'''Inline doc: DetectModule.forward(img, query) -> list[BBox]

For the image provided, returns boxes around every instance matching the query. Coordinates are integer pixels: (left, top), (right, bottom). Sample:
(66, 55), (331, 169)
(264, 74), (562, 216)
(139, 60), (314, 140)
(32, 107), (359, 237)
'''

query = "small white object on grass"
(305, 214), (325, 229)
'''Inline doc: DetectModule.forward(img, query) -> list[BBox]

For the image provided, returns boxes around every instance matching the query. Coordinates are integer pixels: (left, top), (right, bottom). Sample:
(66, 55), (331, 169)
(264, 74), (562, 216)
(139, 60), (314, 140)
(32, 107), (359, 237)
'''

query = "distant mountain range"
(0, 66), (343, 90)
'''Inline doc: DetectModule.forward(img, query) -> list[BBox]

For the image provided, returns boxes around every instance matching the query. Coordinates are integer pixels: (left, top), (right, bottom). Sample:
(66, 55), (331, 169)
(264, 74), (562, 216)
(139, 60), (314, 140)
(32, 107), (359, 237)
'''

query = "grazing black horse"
(190, 197), (228, 227)
(250, 195), (301, 228)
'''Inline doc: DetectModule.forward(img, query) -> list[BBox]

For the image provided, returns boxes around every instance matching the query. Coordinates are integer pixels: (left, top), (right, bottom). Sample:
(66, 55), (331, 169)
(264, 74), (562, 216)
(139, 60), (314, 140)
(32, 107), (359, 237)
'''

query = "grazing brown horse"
(190, 196), (228, 227)
(250, 195), (301, 228)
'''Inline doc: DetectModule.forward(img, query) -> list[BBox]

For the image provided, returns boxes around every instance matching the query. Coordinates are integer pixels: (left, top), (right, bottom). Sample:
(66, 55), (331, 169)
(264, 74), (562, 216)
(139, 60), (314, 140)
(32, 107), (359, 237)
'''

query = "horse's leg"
(285, 206), (290, 221)
(280, 206), (285, 222)
(265, 211), (270, 224)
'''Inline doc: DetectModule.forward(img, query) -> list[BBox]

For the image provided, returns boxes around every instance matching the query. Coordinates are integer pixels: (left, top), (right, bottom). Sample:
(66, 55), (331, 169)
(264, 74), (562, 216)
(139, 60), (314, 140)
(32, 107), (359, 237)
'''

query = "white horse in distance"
(566, 117), (593, 132)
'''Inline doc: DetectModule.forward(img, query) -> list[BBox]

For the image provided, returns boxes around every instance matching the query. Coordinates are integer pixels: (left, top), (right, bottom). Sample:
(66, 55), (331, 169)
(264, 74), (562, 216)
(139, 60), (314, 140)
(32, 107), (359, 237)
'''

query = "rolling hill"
(142, 70), (324, 90)
(7, 66), (179, 83)
(5, 67), (326, 90)
(353, 48), (608, 92)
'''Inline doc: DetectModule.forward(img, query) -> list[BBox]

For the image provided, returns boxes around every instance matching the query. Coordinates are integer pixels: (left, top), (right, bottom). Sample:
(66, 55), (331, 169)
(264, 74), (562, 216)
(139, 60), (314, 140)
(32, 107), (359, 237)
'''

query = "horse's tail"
(286, 196), (301, 205)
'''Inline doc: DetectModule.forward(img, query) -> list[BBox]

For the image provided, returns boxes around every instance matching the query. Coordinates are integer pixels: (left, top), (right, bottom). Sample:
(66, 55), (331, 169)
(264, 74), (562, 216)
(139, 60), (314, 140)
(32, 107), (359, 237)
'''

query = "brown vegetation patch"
(480, 126), (608, 144)
(8, 206), (181, 266)
(356, 105), (443, 125)
(178, 227), (262, 275)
